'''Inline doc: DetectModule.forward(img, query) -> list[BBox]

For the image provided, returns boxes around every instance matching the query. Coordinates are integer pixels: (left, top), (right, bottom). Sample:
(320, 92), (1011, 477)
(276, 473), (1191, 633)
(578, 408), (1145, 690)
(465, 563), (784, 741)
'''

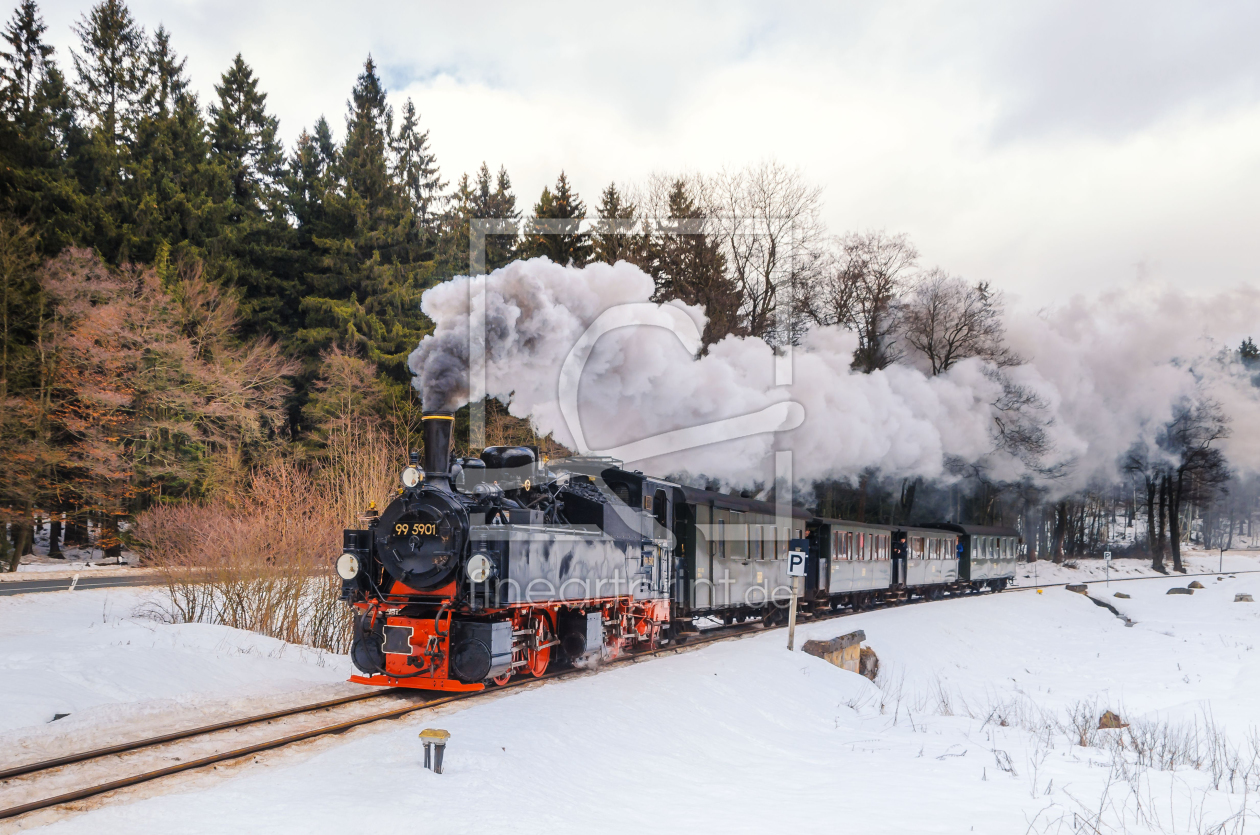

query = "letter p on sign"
(788, 550), (807, 577)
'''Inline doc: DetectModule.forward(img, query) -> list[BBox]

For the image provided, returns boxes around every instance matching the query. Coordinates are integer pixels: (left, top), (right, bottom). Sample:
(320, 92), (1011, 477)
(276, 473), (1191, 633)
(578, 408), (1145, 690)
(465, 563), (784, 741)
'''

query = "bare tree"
(901, 270), (1016, 375)
(802, 231), (918, 372)
(1159, 399), (1231, 572)
(707, 160), (826, 344)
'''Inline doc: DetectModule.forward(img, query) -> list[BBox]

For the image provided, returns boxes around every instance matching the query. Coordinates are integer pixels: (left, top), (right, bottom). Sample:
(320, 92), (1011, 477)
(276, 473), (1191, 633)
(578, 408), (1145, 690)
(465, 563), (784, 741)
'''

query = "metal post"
(1221, 547), (1225, 575)
(787, 576), (799, 651)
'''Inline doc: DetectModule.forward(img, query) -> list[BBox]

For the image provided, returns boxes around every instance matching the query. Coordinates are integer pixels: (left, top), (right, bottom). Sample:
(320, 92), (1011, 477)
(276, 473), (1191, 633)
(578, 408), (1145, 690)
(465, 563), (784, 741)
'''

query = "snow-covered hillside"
(7, 560), (1260, 834)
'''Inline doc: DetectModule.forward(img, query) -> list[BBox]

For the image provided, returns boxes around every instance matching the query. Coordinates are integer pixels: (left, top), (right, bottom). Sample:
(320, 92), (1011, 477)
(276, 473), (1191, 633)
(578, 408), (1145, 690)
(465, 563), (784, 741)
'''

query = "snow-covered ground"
(8, 557), (1260, 834)
(0, 588), (353, 769)
(1016, 550), (1260, 586)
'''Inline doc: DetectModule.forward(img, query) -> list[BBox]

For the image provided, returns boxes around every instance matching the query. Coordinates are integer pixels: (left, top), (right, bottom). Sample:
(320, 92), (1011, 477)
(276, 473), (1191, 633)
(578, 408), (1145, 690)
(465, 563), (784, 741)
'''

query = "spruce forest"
(1, 0), (1257, 575)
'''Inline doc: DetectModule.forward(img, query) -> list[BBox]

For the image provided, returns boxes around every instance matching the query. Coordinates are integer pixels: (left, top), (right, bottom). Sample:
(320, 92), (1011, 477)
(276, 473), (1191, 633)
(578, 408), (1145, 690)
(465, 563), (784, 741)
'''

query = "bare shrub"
(132, 429), (403, 653)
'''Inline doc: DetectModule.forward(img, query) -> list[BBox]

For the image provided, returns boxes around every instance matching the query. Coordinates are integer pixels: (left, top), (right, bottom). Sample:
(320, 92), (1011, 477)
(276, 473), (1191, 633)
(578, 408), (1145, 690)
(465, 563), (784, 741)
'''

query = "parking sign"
(788, 550), (807, 577)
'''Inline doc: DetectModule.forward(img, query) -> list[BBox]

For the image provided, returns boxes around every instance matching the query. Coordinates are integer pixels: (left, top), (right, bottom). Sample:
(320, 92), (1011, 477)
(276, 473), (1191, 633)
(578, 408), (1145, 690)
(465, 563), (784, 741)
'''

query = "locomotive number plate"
(394, 522), (438, 537)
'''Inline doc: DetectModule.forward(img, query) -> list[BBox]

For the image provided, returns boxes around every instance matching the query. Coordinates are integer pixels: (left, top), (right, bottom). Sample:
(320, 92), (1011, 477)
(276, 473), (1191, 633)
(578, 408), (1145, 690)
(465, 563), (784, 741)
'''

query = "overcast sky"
(33, 0), (1260, 306)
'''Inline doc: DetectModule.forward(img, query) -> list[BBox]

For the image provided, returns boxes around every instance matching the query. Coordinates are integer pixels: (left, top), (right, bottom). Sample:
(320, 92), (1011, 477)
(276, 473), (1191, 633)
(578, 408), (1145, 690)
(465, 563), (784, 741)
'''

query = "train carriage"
(672, 487), (810, 621)
(896, 526), (960, 592)
(925, 523), (1019, 590)
(807, 518), (896, 606)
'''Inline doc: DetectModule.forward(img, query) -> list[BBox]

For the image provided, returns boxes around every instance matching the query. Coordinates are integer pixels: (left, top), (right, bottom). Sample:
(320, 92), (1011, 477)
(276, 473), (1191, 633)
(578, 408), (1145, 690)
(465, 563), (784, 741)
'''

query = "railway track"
(4, 569), (1255, 823)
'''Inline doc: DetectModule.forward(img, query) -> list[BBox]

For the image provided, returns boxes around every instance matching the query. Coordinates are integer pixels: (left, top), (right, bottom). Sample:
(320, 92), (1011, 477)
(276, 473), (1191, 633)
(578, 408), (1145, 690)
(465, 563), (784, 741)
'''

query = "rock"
(802, 630), (866, 673)
(1188, 581), (1205, 589)
(1066, 584), (1088, 594)
(1114, 592), (1131, 599)
(859, 646), (880, 681)
(1098, 710), (1129, 729)
(1167, 587), (1193, 595)
(1236, 594), (1254, 603)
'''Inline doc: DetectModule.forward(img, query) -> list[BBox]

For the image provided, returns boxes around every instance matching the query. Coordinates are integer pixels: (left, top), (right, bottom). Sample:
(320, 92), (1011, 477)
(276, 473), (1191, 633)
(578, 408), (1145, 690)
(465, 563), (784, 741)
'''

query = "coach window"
(730, 511), (747, 560)
(716, 516), (726, 559)
(751, 525), (762, 560)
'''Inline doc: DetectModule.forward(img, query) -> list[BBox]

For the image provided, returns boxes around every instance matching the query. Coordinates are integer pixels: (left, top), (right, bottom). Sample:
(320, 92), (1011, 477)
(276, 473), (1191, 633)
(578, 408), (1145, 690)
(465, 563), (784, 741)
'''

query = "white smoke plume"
(408, 258), (1260, 491)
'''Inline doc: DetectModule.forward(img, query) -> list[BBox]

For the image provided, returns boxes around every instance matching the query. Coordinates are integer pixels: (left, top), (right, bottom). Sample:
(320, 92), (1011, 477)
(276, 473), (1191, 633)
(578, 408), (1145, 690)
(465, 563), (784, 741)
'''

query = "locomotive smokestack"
(421, 412), (454, 483)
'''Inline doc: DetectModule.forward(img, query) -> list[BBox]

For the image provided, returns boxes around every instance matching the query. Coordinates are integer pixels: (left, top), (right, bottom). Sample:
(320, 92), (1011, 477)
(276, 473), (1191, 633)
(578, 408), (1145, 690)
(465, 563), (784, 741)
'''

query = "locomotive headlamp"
(401, 466), (422, 488)
(335, 553), (360, 580)
(466, 553), (494, 583)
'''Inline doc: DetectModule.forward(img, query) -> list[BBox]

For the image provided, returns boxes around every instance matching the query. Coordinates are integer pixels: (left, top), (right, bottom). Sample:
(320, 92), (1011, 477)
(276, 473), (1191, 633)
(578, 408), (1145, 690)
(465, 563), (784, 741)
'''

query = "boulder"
(1167, 587), (1193, 595)
(859, 646), (880, 681)
(1114, 592), (1131, 599)
(802, 630), (866, 673)
(1066, 584), (1088, 594)
(1188, 581), (1205, 589)
(1236, 594), (1254, 603)
(1098, 710), (1128, 730)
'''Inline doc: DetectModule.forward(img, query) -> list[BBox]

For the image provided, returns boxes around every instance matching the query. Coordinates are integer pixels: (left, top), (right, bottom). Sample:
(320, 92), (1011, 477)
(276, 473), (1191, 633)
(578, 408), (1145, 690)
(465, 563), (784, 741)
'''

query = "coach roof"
(677, 486), (812, 519)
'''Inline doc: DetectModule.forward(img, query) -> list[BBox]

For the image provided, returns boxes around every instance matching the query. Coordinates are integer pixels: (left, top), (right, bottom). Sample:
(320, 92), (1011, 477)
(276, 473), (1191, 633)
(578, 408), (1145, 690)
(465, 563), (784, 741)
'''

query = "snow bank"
(0, 588), (352, 759)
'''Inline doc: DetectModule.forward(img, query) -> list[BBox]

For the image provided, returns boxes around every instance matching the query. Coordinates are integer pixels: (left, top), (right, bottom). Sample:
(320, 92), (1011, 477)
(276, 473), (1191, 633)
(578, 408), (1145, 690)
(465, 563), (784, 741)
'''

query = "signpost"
(1104, 551), (1112, 587)
(787, 541), (808, 651)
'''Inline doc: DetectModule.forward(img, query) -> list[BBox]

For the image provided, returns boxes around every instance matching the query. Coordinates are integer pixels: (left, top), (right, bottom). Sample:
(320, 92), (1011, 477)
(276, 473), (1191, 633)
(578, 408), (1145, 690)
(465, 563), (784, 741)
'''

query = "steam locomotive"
(334, 413), (1020, 692)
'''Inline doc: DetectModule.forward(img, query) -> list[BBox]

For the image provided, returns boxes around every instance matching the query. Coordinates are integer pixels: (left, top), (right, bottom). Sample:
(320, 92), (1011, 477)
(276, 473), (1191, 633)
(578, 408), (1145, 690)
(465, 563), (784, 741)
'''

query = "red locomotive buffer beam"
(348, 596), (672, 691)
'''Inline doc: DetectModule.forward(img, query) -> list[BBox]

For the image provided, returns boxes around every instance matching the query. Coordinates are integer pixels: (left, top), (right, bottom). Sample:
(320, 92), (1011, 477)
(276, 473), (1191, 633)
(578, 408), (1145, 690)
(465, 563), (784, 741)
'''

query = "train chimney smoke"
(422, 412), (454, 485)
(407, 258), (1260, 491)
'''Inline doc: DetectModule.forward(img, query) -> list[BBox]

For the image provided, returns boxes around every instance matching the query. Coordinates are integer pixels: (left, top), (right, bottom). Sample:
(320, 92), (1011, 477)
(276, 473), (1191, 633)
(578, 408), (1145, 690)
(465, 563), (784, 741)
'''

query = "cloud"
(34, 0), (1260, 304)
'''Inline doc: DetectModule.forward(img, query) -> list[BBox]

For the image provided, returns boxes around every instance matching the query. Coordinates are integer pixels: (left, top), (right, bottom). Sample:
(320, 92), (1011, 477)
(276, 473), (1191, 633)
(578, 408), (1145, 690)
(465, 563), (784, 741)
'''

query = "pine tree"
(437, 163), (519, 277)
(203, 53), (299, 336)
(591, 181), (644, 265)
(285, 115), (336, 232)
(392, 97), (443, 229)
(646, 178), (741, 345)
(70, 0), (144, 151)
(520, 171), (590, 265)
(0, 0), (85, 254)
(338, 55), (395, 226)
(127, 26), (222, 265)
(69, 0), (148, 261)
(1242, 337), (1259, 366)
(208, 54), (284, 217)
(486, 165), (520, 270)
(296, 57), (434, 381)
(1, 0), (52, 122)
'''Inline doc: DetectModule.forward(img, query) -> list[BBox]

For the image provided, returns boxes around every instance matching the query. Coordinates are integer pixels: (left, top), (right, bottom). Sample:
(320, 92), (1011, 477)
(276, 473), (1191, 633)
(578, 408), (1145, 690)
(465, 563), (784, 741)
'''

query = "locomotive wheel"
(526, 615), (551, 677)
(492, 671), (512, 686)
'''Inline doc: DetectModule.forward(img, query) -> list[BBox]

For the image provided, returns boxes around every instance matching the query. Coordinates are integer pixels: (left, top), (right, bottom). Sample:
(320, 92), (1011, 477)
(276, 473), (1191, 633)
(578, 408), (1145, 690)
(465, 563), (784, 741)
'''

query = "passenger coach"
(924, 523), (1020, 591)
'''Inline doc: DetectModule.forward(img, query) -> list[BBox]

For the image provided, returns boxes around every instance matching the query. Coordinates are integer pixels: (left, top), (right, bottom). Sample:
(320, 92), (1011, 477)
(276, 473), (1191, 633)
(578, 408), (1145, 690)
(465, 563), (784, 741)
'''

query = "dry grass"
(132, 428), (403, 653)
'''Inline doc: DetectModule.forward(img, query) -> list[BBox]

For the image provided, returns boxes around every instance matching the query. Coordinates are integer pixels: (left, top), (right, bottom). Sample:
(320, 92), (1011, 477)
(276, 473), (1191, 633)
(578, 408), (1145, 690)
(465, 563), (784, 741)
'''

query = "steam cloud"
(408, 258), (1260, 490)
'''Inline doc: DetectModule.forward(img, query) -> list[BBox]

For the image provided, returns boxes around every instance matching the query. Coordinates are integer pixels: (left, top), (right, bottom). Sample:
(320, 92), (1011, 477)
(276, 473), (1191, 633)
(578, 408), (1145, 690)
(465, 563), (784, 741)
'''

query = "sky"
(32, 0), (1260, 307)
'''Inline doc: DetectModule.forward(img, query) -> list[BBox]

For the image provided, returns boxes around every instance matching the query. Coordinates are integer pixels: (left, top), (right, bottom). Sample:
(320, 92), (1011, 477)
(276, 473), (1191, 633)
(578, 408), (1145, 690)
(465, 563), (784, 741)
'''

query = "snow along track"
(6, 572), (1249, 823)
(0, 609), (831, 821)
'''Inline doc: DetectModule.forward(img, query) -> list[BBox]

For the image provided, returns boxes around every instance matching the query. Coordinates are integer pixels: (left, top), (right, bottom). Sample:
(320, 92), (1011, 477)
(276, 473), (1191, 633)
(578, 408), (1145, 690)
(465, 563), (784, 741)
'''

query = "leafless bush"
(133, 428), (403, 653)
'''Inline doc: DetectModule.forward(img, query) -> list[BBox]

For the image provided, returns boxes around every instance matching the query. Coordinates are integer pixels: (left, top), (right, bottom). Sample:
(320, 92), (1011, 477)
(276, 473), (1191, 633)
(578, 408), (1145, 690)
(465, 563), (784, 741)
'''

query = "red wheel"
(492, 671), (512, 686)
(526, 615), (551, 677)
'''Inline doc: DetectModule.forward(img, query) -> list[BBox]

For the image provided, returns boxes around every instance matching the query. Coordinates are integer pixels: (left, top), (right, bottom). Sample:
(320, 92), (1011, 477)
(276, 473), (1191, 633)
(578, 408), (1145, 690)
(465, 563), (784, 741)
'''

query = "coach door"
(640, 485), (672, 598)
(891, 531), (907, 587)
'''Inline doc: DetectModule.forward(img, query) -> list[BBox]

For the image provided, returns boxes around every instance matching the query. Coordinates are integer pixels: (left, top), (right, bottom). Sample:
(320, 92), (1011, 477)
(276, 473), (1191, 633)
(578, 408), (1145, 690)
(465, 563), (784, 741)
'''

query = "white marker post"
(787, 543), (808, 651)
(1104, 551), (1112, 587)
